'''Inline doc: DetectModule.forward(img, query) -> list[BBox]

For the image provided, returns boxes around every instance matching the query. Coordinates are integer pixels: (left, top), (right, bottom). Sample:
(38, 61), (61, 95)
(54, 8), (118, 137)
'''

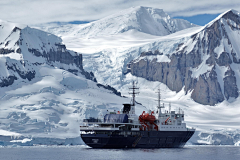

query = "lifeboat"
(140, 111), (156, 122)
(139, 111), (158, 131)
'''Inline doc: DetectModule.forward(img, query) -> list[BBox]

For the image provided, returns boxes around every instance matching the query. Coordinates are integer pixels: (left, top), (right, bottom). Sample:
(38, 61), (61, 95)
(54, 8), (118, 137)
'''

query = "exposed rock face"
(0, 48), (14, 55)
(129, 51), (202, 93)
(216, 52), (232, 66)
(224, 68), (239, 99)
(28, 44), (83, 70)
(128, 10), (240, 105)
(191, 68), (224, 105)
(0, 76), (17, 87)
(97, 84), (121, 96)
(6, 61), (36, 81)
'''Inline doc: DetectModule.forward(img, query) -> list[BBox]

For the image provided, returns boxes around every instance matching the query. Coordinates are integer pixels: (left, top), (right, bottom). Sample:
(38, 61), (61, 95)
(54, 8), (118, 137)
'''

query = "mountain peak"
(102, 6), (169, 24)
(224, 9), (239, 15)
(130, 6), (166, 16)
(64, 6), (197, 38)
(206, 9), (240, 28)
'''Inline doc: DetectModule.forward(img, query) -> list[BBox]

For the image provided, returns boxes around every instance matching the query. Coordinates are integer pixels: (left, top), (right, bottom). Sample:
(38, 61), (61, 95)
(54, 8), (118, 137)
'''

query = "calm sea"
(0, 145), (239, 160)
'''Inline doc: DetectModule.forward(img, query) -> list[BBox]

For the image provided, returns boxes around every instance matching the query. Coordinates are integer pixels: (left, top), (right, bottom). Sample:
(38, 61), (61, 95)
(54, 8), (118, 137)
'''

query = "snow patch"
(0, 129), (21, 136)
(190, 54), (212, 78)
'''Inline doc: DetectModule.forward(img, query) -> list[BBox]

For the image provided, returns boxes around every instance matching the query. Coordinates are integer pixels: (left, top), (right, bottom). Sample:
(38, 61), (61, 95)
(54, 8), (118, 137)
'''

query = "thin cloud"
(0, 0), (239, 25)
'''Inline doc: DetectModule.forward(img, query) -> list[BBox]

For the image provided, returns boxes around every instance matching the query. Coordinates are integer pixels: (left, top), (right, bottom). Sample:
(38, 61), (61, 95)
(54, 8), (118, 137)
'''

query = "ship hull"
(81, 130), (194, 148)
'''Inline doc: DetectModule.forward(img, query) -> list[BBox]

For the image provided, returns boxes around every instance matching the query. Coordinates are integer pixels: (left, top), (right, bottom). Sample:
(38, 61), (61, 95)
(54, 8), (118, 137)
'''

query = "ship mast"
(129, 81), (139, 106)
(156, 87), (164, 117)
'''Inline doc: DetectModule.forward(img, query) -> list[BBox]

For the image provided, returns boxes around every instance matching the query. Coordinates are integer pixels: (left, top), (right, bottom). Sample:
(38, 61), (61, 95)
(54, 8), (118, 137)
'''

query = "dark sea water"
(0, 145), (239, 160)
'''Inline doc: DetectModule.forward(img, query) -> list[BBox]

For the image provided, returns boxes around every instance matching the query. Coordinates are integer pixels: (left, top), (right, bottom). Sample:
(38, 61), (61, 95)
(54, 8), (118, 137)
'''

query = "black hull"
(81, 130), (194, 148)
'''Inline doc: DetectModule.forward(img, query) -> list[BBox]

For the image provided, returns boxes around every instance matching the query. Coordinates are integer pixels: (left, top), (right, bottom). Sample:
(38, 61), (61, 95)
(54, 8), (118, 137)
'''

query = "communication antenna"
(129, 81), (139, 106)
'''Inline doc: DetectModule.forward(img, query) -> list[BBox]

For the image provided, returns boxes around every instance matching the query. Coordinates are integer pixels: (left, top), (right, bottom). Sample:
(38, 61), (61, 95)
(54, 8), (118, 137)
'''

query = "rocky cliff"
(128, 10), (240, 105)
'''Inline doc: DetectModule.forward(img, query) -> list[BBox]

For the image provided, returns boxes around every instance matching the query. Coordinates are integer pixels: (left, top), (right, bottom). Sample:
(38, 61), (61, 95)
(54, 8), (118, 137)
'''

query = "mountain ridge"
(37, 6), (197, 39)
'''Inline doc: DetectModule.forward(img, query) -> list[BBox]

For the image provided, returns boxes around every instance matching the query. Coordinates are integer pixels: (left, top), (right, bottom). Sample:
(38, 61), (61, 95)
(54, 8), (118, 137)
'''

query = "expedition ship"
(80, 82), (195, 148)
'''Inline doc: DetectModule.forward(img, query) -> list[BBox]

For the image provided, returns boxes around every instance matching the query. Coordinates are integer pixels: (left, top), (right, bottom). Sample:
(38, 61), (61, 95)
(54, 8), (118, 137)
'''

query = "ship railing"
(83, 118), (135, 123)
(80, 122), (140, 128)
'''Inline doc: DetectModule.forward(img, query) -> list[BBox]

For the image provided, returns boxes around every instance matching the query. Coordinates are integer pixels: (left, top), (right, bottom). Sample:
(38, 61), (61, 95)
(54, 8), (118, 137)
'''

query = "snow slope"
(0, 65), (145, 145)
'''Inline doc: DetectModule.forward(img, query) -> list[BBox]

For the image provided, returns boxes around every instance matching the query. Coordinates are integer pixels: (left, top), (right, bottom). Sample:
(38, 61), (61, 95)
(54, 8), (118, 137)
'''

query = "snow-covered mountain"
(0, 20), (147, 145)
(75, 6), (197, 37)
(35, 8), (240, 145)
(129, 9), (240, 105)
(0, 19), (97, 86)
(38, 6), (197, 39)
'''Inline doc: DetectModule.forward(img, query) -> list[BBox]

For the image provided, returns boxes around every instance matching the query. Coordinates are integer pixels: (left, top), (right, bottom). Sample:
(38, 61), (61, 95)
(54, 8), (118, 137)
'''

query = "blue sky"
(0, 0), (238, 25)
(69, 14), (221, 26)
(174, 14), (220, 26)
